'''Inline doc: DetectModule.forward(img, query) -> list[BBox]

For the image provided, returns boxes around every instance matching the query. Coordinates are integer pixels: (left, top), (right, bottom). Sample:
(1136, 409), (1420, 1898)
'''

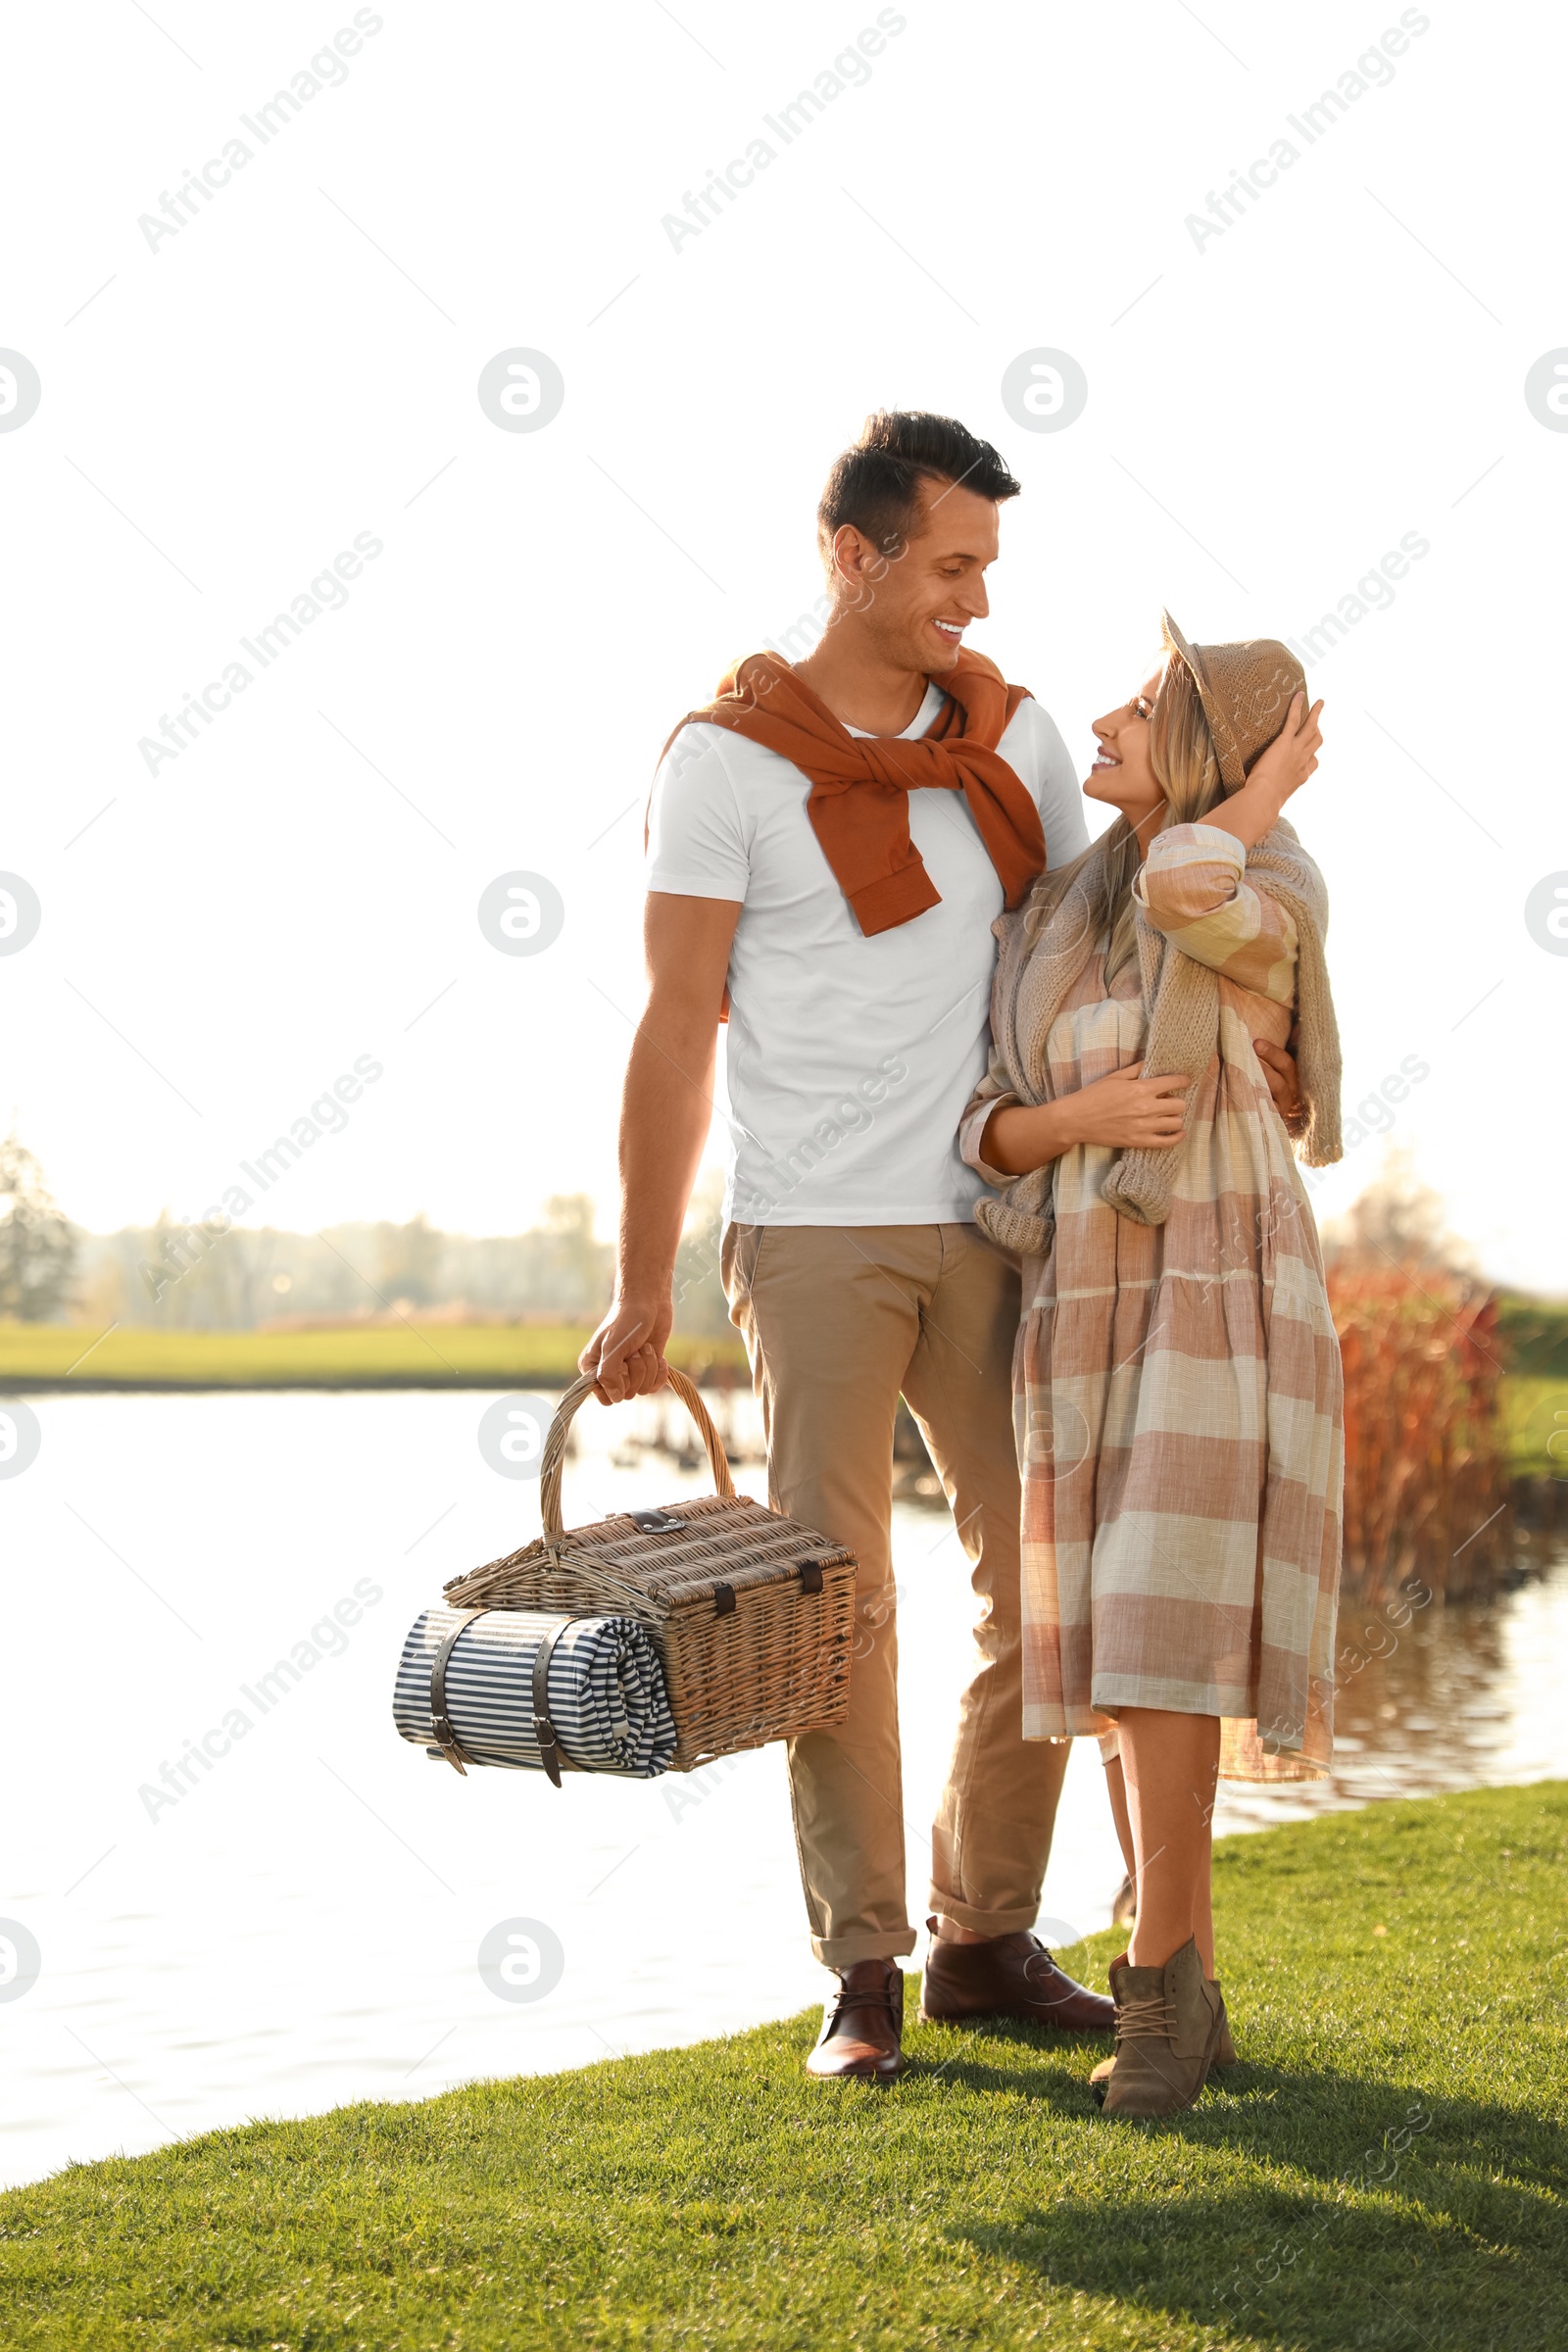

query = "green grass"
(1495, 1293), (1568, 1382)
(4, 1784), (1564, 2350)
(0, 1323), (747, 1391)
(1502, 1377), (1568, 1477)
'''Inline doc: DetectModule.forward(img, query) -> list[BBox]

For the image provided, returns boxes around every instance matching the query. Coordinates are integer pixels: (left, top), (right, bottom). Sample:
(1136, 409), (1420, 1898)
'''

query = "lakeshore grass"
(1503, 1376), (1568, 1477)
(3, 1782), (1564, 2350)
(0, 1322), (746, 1392)
(4, 1314), (1564, 1473)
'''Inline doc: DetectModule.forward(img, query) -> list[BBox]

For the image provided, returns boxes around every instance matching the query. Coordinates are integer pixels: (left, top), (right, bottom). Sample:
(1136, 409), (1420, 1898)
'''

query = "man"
(582, 410), (1112, 2081)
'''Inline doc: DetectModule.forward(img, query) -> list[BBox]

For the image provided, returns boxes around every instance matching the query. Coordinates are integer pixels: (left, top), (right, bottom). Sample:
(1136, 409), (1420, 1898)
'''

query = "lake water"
(2, 1390), (1564, 2191)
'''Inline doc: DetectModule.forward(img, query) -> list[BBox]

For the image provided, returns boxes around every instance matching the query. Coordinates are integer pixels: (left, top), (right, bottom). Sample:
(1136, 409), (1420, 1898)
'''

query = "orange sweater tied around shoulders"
(659, 649), (1046, 937)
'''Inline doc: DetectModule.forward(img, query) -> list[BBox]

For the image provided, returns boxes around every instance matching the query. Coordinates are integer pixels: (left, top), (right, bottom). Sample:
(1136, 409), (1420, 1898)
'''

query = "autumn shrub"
(1329, 1262), (1509, 1597)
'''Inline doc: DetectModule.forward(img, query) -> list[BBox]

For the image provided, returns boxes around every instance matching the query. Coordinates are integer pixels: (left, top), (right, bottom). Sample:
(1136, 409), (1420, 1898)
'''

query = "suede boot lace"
(1115, 1988), (1178, 2045)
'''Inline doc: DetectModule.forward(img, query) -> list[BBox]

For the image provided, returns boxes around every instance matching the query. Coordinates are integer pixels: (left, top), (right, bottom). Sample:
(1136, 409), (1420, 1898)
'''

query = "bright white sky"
(4, 0), (1564, 1288)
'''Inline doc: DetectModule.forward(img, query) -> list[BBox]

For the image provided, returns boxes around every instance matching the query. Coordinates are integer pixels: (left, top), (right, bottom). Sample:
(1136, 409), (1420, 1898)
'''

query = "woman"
(960, 613), (1343, 2120)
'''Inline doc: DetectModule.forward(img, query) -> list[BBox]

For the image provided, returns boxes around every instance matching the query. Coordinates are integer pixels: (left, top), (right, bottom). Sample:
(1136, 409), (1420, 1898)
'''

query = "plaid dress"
(960, 822), (1344, 1780)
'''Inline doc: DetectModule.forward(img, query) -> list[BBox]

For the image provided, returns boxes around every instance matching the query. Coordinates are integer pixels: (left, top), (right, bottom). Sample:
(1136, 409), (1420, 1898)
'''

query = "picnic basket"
(442, 1370), (857, 1773)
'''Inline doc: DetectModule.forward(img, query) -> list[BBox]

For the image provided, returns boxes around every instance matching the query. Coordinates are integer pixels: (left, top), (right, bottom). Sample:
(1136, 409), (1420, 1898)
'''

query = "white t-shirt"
(646, 683), (1090, 1227)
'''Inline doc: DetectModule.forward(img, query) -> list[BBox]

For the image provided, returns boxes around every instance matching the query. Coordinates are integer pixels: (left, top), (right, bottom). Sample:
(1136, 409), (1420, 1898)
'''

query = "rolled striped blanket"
(392, 1606), (676, 1779)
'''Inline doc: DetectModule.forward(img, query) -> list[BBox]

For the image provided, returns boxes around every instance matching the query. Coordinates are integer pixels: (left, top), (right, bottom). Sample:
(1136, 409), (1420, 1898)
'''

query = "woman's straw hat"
(1159, 611), (1306, 793)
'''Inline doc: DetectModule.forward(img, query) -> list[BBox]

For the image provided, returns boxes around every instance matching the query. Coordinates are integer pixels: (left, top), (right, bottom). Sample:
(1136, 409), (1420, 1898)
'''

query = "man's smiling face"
(839, 477), (1001, 678)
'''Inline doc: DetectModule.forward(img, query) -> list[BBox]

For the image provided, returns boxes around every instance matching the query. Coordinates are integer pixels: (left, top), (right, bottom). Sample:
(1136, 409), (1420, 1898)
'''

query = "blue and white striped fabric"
(392, 1606), (675, 1778)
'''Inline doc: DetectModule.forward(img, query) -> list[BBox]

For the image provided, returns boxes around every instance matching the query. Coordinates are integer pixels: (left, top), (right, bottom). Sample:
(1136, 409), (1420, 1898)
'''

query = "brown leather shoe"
(805, 1959), (905, 2082)
(918, 1917), (1115, 2033)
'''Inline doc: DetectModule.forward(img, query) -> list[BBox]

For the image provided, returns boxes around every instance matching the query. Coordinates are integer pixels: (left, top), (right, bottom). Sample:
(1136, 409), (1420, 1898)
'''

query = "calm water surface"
(2, 1390), (1563, 2189)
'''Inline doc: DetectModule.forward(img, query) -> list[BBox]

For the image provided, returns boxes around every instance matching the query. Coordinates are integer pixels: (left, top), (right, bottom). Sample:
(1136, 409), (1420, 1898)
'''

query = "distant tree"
(0, 1128), (77, 1321)
(541, 1194), (613, 1318)
(376, 1213), (446, 1307)
(1327, 1144), (1475, 1275)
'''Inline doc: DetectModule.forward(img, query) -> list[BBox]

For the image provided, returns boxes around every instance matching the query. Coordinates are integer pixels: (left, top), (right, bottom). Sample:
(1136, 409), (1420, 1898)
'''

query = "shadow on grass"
(901, 2050), (1107, 2106)
(902, 2006), (1112, 2105)
(951, 2067), (1567, 2352)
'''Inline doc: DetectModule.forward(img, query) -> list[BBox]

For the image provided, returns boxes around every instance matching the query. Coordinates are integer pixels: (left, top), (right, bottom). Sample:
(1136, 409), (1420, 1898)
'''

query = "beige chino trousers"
(722, 1221), (1070, 1967)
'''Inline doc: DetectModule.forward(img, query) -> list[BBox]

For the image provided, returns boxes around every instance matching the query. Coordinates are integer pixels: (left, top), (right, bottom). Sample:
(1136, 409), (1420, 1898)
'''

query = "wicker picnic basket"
(442, 1370), (857, 1773)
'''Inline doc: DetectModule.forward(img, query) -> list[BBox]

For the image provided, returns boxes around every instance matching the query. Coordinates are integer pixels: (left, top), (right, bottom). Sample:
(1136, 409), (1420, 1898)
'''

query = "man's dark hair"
(816, 410), (1020, 562)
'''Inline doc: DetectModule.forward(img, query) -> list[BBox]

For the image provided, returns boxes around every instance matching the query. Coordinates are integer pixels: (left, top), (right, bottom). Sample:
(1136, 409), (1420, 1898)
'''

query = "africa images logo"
(1525, 875), (1568, 956)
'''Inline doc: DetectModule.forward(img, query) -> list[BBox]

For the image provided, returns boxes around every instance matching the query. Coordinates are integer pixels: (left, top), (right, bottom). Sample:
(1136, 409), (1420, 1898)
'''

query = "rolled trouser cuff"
(810, 1927), (918, 1969)
(926, 1895), (1044, 1938)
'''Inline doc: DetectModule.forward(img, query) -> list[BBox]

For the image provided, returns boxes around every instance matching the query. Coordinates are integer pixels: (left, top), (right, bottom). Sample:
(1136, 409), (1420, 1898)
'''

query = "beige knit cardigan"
(974, 817), (1343, 1262)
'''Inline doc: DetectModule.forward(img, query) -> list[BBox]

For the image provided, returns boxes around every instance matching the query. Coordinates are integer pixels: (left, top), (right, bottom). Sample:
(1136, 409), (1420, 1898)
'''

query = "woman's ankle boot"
(1098, 1936), (1223, 2119)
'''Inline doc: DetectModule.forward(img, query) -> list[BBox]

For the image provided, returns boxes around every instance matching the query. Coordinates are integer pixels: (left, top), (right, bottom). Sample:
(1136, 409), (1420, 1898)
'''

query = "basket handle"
(539, 1367), (736, 1541)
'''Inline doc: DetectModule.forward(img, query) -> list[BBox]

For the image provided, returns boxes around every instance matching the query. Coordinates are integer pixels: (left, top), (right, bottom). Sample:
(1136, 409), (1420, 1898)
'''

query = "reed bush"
(1328, 1264), (1510, 1597)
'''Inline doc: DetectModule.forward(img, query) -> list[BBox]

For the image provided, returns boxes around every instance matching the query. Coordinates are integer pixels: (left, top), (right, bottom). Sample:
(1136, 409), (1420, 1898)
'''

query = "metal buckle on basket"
(430, 1710), (467, 1776)
(533, 1712), (564, 1788)
(627, 1508), (686, 1534)
(428, 1607), (486, 1778)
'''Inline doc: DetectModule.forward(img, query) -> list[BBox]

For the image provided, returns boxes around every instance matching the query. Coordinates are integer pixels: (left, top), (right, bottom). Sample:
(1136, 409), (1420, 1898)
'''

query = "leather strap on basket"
(429, 1608), (486, 1777)
(539, 1367), (735, 1542)
(531, 1614), (586, 1788)
(431, 1609), (588, 1788)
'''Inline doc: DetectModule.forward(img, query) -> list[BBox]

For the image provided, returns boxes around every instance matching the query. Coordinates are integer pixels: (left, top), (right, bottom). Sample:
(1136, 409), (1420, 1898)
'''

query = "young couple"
(583, 410), (1345, 2121)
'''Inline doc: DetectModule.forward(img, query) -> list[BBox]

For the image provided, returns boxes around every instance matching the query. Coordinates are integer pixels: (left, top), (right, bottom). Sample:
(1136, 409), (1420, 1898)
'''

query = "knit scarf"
(662, 649), (1046, 937)
(974, 817), (1343, 1260)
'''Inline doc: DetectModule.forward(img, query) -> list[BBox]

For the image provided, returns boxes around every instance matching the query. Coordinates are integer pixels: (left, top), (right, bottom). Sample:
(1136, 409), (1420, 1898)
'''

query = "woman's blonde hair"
(1028, 634), (1230, 981)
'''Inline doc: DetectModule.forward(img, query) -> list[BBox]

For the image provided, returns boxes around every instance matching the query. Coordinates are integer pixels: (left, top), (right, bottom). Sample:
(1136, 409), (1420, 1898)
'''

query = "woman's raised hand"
(1204, 690), (1325, 852)
(1247, 689), (1323, 808)
(1063, 1063), (1190, 1150)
